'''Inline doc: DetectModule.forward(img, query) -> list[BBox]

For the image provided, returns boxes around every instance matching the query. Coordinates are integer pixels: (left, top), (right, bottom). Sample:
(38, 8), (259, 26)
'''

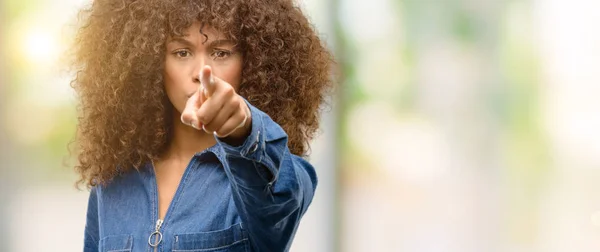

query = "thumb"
(180, 90), (202, 129)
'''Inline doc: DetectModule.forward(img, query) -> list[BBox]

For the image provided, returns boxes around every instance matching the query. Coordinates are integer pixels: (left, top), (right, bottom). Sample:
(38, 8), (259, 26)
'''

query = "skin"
(155, 21), (251, 219)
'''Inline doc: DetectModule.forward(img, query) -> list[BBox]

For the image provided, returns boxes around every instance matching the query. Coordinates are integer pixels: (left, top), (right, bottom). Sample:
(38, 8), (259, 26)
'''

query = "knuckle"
(181, 113), (193, 121)
(230, 98), (241, 107)
(197, 114), (206, 123)
(223, 86), (235, 96)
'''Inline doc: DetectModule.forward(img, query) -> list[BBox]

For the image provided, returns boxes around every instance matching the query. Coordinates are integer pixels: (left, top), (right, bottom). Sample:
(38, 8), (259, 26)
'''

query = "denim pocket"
(173, 223), (248, 252)
(99, 234), (133, 252)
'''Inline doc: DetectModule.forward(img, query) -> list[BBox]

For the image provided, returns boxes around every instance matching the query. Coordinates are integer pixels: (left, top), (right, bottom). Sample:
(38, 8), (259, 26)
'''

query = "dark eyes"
(210, 50), (232, 59)
(174, 50), (191, 58)
(172, 49), (232, 60)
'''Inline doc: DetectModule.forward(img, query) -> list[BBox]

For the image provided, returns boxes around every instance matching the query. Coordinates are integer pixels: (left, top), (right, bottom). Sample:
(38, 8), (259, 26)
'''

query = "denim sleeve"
(215, 100), (318, 252)
(83, 187), (100, 252)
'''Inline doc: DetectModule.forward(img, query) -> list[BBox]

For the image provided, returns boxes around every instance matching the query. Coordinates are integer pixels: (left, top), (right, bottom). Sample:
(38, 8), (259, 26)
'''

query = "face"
(163, 21), (243, 115)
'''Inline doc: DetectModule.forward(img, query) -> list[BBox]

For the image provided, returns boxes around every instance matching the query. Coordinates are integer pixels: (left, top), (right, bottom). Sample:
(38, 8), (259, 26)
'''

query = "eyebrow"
(207, 39), (235, 48)
(167, 37), (194, 47)
(167, 37), (235, 48)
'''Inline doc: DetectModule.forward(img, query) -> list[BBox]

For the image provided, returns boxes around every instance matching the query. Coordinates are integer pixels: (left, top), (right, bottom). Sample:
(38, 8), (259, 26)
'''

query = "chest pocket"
(173, 223), (249, 252)
(99, 234), (133, 252)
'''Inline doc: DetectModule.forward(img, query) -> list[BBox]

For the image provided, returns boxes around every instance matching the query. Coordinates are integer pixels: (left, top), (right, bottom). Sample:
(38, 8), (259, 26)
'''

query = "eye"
(173, 50), (192, 58)
(211, 49), (232, 60)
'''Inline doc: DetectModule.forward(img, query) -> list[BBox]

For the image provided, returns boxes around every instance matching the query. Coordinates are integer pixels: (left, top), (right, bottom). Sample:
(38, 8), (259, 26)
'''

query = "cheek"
(163, 62), (189, 112)
(213, 58), (243, 91)
(164, 60), (185, 88)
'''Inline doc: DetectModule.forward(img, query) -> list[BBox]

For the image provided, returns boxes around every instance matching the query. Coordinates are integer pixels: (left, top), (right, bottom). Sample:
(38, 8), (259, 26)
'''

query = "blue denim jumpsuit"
(83, 101), (318, 252)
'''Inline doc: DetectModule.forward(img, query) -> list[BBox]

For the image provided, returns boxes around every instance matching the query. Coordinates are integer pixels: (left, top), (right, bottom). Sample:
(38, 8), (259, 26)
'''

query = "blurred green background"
(2, 0), (600, 251)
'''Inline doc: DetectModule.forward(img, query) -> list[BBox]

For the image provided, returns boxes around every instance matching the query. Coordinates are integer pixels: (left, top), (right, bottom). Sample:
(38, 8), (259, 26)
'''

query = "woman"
(70, 0), (333, 251)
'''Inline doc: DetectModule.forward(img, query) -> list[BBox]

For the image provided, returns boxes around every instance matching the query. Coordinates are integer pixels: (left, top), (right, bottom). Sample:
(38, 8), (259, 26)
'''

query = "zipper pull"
(148, 219), (163, 247)
(155, 219), (163, 231)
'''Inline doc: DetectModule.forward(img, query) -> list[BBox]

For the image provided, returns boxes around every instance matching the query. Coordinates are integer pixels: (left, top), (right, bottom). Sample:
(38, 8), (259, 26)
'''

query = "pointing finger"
(200, 65), (217, 97)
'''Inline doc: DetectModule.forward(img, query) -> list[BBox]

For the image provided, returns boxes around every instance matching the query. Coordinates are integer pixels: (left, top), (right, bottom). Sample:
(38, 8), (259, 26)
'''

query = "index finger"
(200, 65), (216, 97)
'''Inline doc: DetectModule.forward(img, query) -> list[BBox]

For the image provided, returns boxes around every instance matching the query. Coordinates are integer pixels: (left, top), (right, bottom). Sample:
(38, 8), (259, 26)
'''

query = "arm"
(83, 187), (100, 252)
(181, 66), (318, 251)
(216, 100), (318, 252)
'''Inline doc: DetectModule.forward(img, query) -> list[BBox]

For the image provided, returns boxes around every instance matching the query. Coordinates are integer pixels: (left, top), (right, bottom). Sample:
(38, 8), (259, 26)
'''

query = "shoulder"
(95, 167), (148, 196)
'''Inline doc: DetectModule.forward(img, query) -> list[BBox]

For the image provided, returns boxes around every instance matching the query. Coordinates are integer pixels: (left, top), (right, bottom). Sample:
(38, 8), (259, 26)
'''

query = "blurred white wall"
(536, 0), (600, 251)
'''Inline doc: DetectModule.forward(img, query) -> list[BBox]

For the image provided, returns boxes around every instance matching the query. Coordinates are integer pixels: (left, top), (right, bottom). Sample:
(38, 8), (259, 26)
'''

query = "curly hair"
(70, 0), (333, 188)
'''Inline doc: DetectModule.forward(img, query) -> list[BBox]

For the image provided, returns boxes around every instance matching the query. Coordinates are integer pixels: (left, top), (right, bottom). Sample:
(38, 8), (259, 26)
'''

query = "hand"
(180, 65), (251, 140)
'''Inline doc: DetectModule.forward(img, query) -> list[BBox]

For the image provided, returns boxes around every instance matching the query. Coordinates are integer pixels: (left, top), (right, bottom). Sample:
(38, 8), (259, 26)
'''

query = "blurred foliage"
(2, 0), (77, 183)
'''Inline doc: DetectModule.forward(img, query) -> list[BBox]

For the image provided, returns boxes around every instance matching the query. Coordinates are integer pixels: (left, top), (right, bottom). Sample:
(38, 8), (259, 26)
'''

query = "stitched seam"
(150, 163), (157, 228)
(172, 238), (248, 252)
(174, 223), (242, 237)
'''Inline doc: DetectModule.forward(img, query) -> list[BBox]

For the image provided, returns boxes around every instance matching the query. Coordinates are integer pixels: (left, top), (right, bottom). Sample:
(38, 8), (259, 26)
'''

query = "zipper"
(148, 154), (204, 251)
(148, 219), (163, 250)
